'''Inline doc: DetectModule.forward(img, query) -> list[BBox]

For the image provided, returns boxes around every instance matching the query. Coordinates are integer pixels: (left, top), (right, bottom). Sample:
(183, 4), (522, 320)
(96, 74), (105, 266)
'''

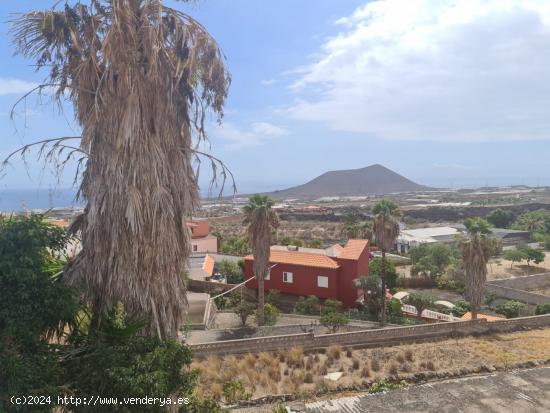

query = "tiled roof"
(245, 250), (340, 269)
(202, 254), (215, 276)
(460, 312), (505, 322)
(339, 239), (369, 260)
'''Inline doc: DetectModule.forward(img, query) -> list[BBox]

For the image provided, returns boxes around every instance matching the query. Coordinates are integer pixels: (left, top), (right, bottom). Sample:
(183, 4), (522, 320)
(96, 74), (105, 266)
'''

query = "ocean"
(0, 188), (82, 212)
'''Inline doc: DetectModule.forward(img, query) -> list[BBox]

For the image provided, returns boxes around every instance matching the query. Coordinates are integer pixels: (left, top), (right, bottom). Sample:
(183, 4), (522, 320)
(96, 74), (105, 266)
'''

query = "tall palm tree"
(11, 0), (230, 339)
(460, 218), (494, 320)
(372, 199), (400, 326)
(243, 194), (279, 326)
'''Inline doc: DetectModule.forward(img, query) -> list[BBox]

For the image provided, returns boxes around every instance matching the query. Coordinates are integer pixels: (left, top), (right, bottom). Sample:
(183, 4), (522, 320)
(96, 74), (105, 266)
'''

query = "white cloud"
(0, 77), (39, 96)
(287, 0), (550, 141)
(214, 121), (289, 148)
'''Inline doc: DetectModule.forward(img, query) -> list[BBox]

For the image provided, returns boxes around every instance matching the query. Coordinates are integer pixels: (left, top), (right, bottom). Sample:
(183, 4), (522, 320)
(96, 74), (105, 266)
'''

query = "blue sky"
(1, 0), (550, 197)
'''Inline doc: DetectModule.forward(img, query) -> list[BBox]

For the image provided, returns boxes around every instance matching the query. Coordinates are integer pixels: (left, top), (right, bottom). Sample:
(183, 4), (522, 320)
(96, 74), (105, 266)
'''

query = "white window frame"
(283, 272), (293, 283)
(317, 275), (329, 288)
(265, 270), (270, 280)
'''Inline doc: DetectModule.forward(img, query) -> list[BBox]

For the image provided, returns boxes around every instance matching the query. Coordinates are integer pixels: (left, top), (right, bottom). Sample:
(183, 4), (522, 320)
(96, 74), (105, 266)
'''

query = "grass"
(192, 328), (550, 401)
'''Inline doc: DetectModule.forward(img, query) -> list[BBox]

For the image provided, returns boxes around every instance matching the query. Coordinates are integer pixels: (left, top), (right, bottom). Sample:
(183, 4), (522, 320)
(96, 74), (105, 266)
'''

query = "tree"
(234, 301), (255, 326)
(0, 215), (79, 406)
(320, 311), (349, 333)
(496, 300), (525, 319)
(486, 209), (515, 228)
(368, 257), (399, 289)
(341, 213), (372, 242)
(405, 292), (435, 317)
(217, 259), (244, 284)
(517, 246), (545, 266)
(503, 249), (527, 268)
(450, 300), (471, 318)
(410, 243), (454, 280)
(516, 210), (548, 239)
(243, 195), (279, 326)
(266, 289), (281, 308)
(460, 218), (495, 320)
(10, 0), (231, 339)
(354, 274), (384, 320)
(372, 199), (401, 326)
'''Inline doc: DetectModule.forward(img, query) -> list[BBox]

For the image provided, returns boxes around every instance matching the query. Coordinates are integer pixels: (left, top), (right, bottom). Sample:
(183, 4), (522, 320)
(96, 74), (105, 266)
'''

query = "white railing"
(402, 304), (461, 322)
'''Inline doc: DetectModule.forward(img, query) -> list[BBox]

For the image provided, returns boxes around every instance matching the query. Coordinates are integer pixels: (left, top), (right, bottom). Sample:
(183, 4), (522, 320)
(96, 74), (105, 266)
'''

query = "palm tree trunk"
(380, 248), (387, 327)
(257, 274), (265, 326)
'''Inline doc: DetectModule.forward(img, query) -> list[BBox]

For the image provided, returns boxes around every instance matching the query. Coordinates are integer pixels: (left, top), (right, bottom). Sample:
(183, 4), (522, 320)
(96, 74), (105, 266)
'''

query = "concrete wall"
(486, 284), (549, 305)
(488, 272), (550, 290)
(486, 272), (550, 305)
(190, 314), (550, 357)
(191, 235), (218, 253)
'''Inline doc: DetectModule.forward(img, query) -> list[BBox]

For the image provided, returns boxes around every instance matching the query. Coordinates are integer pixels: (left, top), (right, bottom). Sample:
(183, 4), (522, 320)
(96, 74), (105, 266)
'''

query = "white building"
(396, 226), (461, 254)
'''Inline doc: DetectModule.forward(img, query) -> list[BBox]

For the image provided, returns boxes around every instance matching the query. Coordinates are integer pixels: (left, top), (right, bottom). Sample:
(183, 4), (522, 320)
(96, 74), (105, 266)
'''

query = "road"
(303, 367), (550, 413)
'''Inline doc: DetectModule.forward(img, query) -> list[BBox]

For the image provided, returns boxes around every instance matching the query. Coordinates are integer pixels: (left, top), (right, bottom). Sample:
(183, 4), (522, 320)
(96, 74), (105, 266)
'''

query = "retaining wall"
(488, 272), (550, 290)
(189, 314), (550, 357)
(485, 284), (549, 305)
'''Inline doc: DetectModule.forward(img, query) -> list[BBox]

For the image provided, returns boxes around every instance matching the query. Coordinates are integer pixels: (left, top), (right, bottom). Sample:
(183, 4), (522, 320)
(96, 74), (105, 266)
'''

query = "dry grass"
(193, 328), (550, 400)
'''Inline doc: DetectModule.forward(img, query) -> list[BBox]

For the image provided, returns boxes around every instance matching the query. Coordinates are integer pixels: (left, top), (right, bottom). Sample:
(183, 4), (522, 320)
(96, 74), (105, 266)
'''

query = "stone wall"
(485, 284), (549, 305)
(190, 314), (550, 357)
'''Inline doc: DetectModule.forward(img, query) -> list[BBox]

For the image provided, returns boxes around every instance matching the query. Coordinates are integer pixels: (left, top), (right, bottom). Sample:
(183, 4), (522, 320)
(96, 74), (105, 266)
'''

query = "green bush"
(0, 215), (79, 412)
(222, 380), (251, 404)
(368, 379), (406, 394)
(294, 295), (320, 315)
(535, 303), (550, 315)
(496, 300), (525, 319)
(266, 289), (281, 308)
(449, 300), (471, 317)
(321, 299), (343, 315)
(262, 303), (280, 326)
(233, 300), (255, 326)
(386, 298), (403, 317)
(320, 311), (349, 333)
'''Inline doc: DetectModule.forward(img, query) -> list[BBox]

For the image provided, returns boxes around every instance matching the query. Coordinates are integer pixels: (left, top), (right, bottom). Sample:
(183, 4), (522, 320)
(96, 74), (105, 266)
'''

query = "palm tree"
(11, 1), (230, 339)
(372, 199), (400, 326)
(460, 218), (494, 320)
(243, 194), (279, 326)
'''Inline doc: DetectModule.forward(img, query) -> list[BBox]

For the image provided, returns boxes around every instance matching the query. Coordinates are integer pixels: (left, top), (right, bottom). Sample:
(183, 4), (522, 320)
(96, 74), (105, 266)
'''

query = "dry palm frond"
(10, 0), (231, 339)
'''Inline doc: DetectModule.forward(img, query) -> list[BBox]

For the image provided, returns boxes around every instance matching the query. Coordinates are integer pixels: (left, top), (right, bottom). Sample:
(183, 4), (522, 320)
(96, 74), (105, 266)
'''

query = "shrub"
(262, 303), (280, 326)
(320, 311), (350, 333)
(266, 289), (281, 308)
(321, 299), (344, 315)
(450, 300), (471, 317)
(535, 303), (550, 315)
(222, 380), (251, 404)
(496, 300), (525, 319)
(327, 345), (342, 360)
(234, 300), (256, 326)
(351, 359), (360, 371)
(387, 298), (403, 317)
(286, 347), (304, 368)
(405, 292), (436, 316)
(388, 363), (399, 375)
(426, 360), (436, 371)
(304, 372), (314, 383)
(396, 352), (405, 363)
(371, 358), (381, 372)
(272, 403), (288, 413)
(404, 349), (414, 362)
(360, 365), (371, 378)
(369, 379), (405, 394)
(294, 295), (320, 315)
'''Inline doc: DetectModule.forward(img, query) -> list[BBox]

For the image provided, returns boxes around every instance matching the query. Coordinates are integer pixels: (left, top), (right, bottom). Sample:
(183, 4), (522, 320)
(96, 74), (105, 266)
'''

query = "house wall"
(335, 245), (370, 308)
(244, 259), (339, 300)
(189, 220), (209, 238)
(191, 236), (218, 253)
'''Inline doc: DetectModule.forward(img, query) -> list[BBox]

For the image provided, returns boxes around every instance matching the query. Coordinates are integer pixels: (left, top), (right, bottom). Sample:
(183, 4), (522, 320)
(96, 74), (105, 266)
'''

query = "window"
(317, 276), (329, 288)
(192, 244), (198, 252)
(283, 272), (293, 283)
(265, 270), (270, 280)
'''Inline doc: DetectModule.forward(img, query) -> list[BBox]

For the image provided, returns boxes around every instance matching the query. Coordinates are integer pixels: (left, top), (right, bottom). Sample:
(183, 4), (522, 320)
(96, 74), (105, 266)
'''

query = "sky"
(1, 0), (550, 199)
